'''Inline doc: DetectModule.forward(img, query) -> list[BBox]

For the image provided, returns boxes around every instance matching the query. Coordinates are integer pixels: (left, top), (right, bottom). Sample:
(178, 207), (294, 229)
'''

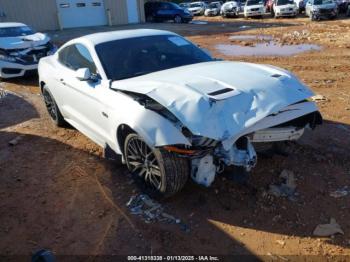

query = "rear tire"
(42, 85), (66, 127)
(124, 133), (189, 197)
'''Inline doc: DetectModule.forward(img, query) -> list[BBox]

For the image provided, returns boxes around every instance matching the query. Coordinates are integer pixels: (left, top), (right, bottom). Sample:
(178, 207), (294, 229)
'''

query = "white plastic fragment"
(313, 218), (344, 237)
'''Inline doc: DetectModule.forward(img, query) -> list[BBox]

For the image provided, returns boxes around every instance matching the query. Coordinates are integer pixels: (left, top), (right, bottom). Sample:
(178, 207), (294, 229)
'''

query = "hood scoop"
(187, 77), (242, 100)
(207, 87), (241, 100)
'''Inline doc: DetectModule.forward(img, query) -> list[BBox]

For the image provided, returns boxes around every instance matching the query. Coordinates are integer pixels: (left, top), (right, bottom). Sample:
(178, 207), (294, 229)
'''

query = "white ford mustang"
(38, 29), (322, 196)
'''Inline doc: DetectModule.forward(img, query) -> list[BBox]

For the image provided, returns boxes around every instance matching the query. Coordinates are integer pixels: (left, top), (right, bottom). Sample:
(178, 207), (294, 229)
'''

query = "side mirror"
(76, 68), (91, 81)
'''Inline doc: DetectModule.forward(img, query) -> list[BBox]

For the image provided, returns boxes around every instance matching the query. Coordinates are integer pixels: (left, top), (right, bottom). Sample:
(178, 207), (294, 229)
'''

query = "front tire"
(124, 133), (189, 197)
(174, 15), (182, 23)
(42, 86), (66, 127)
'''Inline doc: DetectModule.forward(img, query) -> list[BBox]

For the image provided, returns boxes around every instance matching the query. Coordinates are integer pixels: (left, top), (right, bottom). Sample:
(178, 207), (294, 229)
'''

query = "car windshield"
(209, 3), (219, 8)
(276, 0), (294, 5)
(96, 35), (213, 81)
(247, 0), (263, 5)
(314, 0), (333, 4)
(0, 26), (35, 37)
(179, 3), (190, 8)
(190, 3), (202, 7)
(168, 2), (181, 9)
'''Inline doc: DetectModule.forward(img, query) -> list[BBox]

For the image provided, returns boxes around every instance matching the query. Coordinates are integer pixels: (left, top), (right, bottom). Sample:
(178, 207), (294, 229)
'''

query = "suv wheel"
(174, 15), (182, 23)
(124, 133), (189, 197)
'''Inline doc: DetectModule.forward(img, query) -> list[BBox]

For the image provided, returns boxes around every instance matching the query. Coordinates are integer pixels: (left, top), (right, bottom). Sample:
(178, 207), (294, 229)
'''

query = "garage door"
(127, 0), (139, 23)
(56, 0), (107, 28)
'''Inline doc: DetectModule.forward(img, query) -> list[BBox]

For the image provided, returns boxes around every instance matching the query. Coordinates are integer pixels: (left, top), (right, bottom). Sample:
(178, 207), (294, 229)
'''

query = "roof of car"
(79, 29), (178, 46)
(0, 22), (27, 28)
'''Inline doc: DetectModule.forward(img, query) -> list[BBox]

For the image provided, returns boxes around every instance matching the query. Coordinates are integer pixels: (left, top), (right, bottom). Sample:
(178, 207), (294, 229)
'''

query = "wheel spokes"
(126, 137), (162, 191)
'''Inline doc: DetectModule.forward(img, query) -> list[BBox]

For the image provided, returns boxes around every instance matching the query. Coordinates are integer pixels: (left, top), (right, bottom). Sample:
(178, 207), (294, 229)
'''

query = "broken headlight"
(0, 50), (17, 63)
(47, 42), (58, 56)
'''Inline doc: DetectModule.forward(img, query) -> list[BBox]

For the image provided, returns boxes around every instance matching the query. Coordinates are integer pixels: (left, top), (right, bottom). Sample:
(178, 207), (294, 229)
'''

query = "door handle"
(60, 78), (66, 86)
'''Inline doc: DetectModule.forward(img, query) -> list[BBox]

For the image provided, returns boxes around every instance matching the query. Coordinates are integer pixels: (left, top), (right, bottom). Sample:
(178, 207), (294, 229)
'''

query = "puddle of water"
(216, 41), (321, 57)
(229, 35), (273, 41)
(190, 20), (208, 25)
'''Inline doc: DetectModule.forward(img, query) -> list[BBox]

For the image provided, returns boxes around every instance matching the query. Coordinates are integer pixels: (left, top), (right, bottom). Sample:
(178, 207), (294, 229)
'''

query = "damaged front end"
(113, 61), (324, 188)
(121, 90), (322, 188)
(0, 42), (56, 78)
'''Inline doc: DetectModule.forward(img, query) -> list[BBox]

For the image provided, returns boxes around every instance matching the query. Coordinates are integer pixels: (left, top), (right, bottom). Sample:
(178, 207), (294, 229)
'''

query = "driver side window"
(58, 44), (97, 74)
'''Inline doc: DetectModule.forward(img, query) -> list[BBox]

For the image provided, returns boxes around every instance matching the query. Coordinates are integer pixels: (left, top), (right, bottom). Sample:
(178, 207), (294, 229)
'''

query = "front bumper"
(245, 10), (264, 16)
(222, 10), (239, 16)
(205, 10), (219, 16)
(276, 10), (297, 16)
(315, 9), (337, 17)
(0, 61), (38, 79)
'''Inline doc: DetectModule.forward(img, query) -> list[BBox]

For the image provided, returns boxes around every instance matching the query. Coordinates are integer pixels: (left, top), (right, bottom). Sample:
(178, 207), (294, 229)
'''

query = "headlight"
(0, 54), (17, 63)
(47, 43), (58, 55)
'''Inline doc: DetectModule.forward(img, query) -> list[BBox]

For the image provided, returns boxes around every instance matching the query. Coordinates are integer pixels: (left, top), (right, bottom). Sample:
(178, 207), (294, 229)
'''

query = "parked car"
(0, 22), (56, 79)
(244, 0), (266, 17)
(294, 0), (307, 12)
(274, 0), (298, 17)
(188, 2), (207, 15)
(38, 29), (322, 196)
(305, 0), (338, 20)
(221, 1), (240, 17)
(205, 2), (222, 16)
(266, 0), (275, 12)
(179, 2), (191, 9)
(335, 0), (349, 12)
(144, 2), (193, 23)
(238, 0), (248, 11)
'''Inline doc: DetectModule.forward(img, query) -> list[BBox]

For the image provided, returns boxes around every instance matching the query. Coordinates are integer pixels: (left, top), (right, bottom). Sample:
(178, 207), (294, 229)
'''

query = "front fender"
(107, 93), (191, 154)
(123, 108), (191, 149)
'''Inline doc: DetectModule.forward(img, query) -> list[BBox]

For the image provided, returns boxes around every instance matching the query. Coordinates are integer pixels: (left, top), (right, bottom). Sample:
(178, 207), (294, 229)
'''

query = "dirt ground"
(1, 15), (350, 261)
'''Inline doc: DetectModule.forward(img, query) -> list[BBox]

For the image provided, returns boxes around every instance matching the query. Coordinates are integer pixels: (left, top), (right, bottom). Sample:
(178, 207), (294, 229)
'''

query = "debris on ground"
(276, 239), (286, 247)
(8, 135), (24, 146)
(266, 252), (289, 261)
(330, 186), (350, 198)
(311, 94), (328, 102)
(0, 87), (7, 100)
(313, 218), (344, 237)
(268, 170), (297, 200)
(126, 194), (189, 232)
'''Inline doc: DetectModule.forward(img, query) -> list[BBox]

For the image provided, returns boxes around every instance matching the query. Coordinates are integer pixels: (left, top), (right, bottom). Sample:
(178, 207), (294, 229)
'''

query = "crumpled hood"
(0, 33), (50, 50)
(112, 61), (315, 141)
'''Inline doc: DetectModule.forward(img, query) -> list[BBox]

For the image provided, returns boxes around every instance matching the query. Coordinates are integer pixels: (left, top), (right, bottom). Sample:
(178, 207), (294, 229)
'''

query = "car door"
(54, 43), (110, 146)
(157, 3), (173, 19)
